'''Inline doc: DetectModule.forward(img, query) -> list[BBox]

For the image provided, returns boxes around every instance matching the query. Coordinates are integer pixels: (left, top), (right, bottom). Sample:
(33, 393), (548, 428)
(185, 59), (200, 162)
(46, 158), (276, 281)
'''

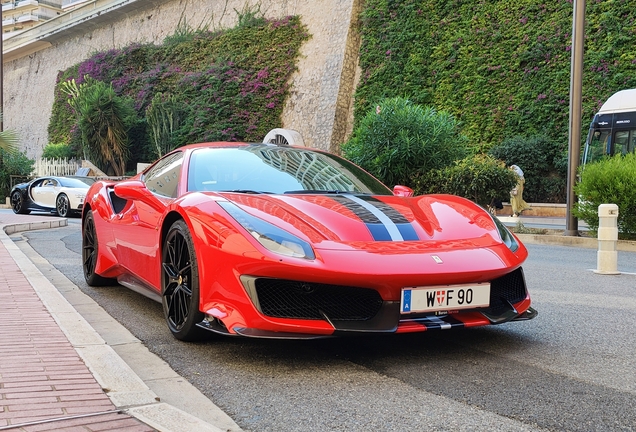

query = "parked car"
(82, 142), (536, 341)
(10, 176), (96, 217)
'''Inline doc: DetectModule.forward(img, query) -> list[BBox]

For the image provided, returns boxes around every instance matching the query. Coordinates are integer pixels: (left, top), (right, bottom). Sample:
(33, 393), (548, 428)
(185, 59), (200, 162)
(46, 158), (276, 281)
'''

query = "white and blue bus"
(582, 88), (636, 165)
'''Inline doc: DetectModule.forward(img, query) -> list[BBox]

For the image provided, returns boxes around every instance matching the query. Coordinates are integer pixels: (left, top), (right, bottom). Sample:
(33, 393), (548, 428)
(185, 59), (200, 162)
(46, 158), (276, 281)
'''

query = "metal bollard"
(595, 204), (620, 275)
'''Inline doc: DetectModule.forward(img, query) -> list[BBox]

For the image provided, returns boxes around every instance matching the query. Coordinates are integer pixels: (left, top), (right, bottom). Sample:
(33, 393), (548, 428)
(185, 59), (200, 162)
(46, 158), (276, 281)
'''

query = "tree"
(146, 92), (181, 159)
(74, 81), (136, 176)
(0, 112), (19, 154)
(0, 112), (24, 197)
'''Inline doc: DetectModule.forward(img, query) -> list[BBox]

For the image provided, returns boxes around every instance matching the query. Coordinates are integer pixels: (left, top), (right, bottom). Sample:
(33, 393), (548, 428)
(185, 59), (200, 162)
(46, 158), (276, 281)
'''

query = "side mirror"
(393, 185), (414, 197)
(113, 180), (149, 201)
(114, 180), (165, 212)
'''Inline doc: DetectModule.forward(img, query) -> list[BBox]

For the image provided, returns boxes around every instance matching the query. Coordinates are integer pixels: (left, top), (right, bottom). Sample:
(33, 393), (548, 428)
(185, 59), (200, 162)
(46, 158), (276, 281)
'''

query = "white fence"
(32, 158), (82, 177)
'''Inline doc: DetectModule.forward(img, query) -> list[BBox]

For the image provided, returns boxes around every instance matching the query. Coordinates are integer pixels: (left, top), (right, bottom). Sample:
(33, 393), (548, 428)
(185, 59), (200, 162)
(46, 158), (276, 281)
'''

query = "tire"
(56, 194), (70, 217)
(82, 210), (115, 286)
(11, 191), (30, 214)
(161, 220), (206, 341)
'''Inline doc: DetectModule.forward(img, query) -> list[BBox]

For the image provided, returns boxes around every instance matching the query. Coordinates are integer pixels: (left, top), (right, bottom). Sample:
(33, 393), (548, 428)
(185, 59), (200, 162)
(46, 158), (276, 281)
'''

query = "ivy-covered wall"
(48, 16), (310, 168)
(354, 0), (636, 149)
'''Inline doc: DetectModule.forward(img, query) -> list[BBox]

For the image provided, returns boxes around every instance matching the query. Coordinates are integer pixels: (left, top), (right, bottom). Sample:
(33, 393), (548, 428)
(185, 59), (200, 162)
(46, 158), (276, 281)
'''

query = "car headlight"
(492, 215), (519, 252)
(218, 202), (315, 260)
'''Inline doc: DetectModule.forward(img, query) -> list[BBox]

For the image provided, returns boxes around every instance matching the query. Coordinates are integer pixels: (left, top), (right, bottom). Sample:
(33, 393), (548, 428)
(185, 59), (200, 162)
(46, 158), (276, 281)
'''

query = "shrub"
(488, 135), (567, 203)
(42, 143), (75, 159)
(574, 153), (636, 238)
(415, 154), (517, 208)
(342, 97), (469, 187)
(0, 149), (34, 198)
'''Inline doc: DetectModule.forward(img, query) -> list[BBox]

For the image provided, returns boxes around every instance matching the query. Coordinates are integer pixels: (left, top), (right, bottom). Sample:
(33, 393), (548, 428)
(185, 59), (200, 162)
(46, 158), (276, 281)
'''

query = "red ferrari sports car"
(82, 142), (536, 341)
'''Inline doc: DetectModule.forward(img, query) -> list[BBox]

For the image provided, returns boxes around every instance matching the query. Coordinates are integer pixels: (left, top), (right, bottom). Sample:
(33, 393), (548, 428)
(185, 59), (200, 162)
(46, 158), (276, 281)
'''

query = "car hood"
(219, 192), (504, 251)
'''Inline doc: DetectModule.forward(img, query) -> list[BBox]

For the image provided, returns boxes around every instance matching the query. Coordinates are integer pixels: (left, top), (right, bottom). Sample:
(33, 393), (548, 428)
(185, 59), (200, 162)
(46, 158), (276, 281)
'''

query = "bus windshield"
(581, 128), (610, 165)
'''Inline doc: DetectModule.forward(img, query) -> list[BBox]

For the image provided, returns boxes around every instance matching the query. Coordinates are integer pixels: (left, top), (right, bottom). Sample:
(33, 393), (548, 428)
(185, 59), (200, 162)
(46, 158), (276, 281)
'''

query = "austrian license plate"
(401, 283), (490, 313)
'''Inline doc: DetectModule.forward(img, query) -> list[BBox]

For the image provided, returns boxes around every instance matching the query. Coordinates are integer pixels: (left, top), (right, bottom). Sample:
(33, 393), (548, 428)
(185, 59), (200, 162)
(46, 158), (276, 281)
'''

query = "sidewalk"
(0, 212), (238, 432)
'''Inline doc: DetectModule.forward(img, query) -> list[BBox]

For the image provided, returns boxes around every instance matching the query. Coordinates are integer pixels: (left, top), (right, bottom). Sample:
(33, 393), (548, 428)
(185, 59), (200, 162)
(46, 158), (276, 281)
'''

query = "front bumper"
(197, 268), (536, 339)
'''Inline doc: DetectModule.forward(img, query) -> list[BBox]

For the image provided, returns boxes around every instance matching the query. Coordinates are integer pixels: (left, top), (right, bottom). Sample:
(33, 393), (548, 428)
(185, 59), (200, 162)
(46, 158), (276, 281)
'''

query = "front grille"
(254, 279), (384, 321)
(485, 268), (528, 316)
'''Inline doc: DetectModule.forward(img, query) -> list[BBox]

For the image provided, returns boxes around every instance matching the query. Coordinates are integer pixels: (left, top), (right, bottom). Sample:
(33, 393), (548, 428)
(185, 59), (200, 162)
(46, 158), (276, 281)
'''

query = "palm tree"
(0, 112), (19, 154)
(62, 78), (134, 176)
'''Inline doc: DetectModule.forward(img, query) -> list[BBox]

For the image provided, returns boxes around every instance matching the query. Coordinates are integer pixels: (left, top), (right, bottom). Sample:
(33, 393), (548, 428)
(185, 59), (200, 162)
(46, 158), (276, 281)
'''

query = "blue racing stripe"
(397, 223), (419, 241)
(366, 223), (392, 241)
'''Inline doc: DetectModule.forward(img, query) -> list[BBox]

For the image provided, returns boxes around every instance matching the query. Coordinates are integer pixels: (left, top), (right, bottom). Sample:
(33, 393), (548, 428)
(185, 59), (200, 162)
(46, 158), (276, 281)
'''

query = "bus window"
(614, 131), (629, 155)
(582, 129), (610, 164)
(613, 130), (636, 156)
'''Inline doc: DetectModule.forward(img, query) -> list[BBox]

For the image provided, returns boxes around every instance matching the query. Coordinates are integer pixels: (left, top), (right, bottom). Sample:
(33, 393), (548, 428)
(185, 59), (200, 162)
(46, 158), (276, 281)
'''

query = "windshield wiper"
(283, 190), (343, 194)
(222, 189), (270, 194)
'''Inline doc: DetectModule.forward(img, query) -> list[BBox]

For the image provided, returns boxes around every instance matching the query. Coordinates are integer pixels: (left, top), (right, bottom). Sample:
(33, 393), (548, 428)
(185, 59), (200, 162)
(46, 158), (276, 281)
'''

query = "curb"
(516, 233), (636, 252)
(0, 218), (241, 432)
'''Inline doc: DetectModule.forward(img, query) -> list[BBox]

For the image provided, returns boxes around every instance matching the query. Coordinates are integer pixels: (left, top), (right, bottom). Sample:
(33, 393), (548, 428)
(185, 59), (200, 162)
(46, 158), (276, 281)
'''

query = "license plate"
(401, 283), (490, 313)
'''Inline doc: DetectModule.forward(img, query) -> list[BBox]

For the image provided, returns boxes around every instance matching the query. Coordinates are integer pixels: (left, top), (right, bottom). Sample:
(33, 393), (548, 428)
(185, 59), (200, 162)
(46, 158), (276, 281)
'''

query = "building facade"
(2, 0), (362, 157)
(1, 0), (88, 38)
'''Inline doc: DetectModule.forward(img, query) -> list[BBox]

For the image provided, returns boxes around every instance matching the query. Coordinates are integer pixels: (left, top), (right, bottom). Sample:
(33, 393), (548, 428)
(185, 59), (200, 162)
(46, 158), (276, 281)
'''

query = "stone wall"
(3, 0), (360, 158)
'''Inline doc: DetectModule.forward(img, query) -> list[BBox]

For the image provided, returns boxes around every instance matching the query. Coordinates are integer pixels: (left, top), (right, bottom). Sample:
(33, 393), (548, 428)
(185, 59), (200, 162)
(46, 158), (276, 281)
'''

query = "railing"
(33, 157), (82, 177)
(38, 9), (59, 19)
(16, 14), (39, 23)
(15, 0), (39, 8)
(60, 0), (85, 8)
(39, 0), (63, 7)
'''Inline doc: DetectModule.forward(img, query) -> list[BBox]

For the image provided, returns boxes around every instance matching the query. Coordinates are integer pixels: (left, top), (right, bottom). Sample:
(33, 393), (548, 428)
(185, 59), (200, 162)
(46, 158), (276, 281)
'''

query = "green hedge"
(574, 153), (636, 238)
(415, 154), (518, 208)
(0, 149), (34, 198)
(488, 135), (568, 203)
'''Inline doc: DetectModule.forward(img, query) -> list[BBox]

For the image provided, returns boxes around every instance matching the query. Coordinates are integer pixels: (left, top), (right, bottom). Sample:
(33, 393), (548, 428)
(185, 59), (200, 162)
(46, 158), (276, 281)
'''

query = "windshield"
(58, 177), (96, 188)
(581, 128), (610, 165)
(187, 145), (392, 195)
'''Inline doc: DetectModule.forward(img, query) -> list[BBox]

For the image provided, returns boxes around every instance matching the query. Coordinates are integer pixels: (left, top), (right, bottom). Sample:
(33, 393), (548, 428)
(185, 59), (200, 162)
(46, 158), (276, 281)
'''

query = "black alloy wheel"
(162, 220), (206, 341)
(11, 191), (29, 214)
(56, 194), (70, 217)
(82, 210), (114, 286)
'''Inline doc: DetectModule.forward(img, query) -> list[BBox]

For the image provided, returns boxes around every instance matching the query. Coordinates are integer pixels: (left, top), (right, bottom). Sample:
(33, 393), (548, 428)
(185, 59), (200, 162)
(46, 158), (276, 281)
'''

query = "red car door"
(112, 152), (184, 291)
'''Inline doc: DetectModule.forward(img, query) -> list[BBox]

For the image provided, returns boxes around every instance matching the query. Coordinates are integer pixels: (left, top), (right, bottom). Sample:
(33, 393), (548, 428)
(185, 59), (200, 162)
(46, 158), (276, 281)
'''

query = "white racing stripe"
(343, 194), (404, 241)
(425, 316), (452, 330)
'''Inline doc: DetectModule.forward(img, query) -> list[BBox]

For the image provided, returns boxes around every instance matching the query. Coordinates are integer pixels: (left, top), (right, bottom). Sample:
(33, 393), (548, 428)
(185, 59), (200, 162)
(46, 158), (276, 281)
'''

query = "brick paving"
(0, 213), (155, 431)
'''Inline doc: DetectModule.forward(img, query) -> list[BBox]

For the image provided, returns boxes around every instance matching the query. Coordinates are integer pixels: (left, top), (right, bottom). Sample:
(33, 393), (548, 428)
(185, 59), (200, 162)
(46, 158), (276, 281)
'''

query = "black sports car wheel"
(11, 191), (30, 214)
(162, 220), (206, 341)
(82, 210), (115, 286)
(56, 194), (70, 217)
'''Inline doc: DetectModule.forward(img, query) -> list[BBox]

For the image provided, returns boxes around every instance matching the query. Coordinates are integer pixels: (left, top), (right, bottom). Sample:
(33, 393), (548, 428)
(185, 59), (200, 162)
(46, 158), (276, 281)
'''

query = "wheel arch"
(82, 202), (93, 226)
(160, 210), (185, 250)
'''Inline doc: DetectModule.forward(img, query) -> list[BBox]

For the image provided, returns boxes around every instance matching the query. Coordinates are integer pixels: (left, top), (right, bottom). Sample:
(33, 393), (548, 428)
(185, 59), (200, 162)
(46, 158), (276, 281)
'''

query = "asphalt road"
(11, 216), (636, 432)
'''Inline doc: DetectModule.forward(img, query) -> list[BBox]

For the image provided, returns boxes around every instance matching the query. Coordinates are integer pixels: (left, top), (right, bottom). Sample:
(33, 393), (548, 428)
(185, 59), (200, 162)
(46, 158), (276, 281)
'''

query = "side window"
(143, 152), (183, 198)
(614, 131), (630, 156)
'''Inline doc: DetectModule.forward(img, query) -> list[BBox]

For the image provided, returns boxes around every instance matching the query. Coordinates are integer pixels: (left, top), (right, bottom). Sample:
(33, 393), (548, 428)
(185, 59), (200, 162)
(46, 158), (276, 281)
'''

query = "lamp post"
(565, 0), (586, 236)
